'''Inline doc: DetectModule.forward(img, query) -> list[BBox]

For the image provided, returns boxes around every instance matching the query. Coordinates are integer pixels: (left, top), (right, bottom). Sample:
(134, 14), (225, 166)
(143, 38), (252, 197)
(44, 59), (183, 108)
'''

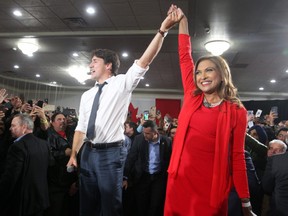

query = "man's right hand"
(122, 180), (128, 190)
(67, 155), (78, 168)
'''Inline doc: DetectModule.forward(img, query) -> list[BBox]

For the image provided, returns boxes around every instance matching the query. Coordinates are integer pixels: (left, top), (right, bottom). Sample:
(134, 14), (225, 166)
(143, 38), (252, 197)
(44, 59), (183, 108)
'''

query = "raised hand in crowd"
(0, 89), (8, 104)
(30, 105), (50, 130)
(266, 110), (278, 127)
(21, 102), (33, 114)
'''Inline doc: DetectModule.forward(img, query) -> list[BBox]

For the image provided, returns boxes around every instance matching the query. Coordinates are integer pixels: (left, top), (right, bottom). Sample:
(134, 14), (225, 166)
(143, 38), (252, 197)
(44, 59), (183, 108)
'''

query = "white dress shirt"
(75, 61), (148, 143)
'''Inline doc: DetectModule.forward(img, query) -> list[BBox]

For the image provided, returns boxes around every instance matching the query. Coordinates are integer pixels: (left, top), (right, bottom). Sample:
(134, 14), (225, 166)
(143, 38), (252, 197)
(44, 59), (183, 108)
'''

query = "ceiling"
(0, 0), (288, 99)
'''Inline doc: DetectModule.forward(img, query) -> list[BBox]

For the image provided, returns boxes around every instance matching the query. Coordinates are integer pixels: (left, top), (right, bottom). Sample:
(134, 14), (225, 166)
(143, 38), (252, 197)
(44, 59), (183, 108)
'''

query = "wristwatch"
(158, 29), (168, 38)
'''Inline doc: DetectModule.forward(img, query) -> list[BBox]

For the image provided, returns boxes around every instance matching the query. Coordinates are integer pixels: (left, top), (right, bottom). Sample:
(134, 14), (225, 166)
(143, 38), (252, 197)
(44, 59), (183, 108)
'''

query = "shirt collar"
(14, 133), (29, 142)
(94, 76), (114, 87)
(149, 134), (160, 145)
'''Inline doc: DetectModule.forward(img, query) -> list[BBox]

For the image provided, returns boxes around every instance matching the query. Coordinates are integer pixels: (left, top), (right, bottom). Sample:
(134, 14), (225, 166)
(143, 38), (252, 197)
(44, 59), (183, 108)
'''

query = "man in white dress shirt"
(67, 6), (184, 216)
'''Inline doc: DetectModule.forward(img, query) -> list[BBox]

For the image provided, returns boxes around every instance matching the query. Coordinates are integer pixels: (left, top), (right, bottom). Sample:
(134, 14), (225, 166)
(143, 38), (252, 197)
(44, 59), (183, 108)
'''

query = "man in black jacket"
(123, 120), (172, 216)
(262, 151), (288, 216)
(45, 112), (78, 216)
(0, 114), (50, 216)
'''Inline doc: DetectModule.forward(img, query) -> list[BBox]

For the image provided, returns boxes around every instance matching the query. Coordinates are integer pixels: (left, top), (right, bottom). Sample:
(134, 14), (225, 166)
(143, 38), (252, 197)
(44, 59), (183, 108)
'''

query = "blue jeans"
(79, 143), (127, 216)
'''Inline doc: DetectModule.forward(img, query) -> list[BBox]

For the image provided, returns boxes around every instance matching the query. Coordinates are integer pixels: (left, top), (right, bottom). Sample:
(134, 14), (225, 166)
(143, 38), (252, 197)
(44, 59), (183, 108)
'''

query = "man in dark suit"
(123, 120), (172, 216)
(0, 114), (50, 216)
(262, 151), (288, 216)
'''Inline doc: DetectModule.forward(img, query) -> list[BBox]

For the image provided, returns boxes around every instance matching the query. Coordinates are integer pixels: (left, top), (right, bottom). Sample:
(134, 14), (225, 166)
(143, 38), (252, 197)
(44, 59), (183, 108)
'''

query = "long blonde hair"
(193, 55), (242, 107)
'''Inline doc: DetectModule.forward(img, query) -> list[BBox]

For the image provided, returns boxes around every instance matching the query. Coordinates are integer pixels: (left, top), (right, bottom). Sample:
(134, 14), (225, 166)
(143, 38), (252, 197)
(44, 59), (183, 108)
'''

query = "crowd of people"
(0, 4), (287, 216)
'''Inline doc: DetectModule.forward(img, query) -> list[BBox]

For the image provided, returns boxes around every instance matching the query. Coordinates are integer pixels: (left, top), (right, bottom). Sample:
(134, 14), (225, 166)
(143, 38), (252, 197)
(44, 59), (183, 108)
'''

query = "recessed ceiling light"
(86, 7), (95, 14)
(122, 52), (128, 57)
(13, 47), (17, 51)
(36, 74), (40, 78)
(13, 10), (22, 17)
(140, 77), (144, 80)
(51, 81), (57, 85)
(145, 84), (150, 87)
(286, 69), (288, 73)
(270, 79), (276, 83)
(73, 52), (79, 57)
(14, 65), (19, 69)
(259, 87), (264, 91)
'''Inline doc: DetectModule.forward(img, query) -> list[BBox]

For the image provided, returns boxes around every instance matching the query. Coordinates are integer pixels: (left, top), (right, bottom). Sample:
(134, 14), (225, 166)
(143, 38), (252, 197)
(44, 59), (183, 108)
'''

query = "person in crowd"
(164, 5), (255, 216)
(6, 95), (22, 116)
(66, 8), (182, 216)
(0, 89), (8, 176)
(45, 112), (78, 216)
(245, 133), (267, 174)
(248, 125), (269, 146)
(0, 114), (50, 216)
(167, 125), (177, 142)
(123, 120), (172, 216)
(262, 151), (288, 216)
(29, 103), (50, 139)
(267, 139), (287, 157)
(0, 94), (24, 177)
(275, 127), (288, 146)
(124, 121), (139, 144)
(244, 133), (267, 215)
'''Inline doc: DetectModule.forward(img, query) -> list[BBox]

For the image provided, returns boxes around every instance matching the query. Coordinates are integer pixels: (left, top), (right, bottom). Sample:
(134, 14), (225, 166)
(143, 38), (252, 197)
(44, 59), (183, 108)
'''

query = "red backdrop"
(155, 98), (181, 118)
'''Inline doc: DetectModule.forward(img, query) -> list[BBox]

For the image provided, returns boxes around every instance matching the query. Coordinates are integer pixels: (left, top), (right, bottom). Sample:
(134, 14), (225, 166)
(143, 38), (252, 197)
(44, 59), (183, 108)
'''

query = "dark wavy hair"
(91, 49), (120, 76)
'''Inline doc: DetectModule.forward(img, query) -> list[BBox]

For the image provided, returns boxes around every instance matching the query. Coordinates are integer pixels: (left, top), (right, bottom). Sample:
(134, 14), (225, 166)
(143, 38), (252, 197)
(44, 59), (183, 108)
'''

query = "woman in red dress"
(164, 6), (256, 216)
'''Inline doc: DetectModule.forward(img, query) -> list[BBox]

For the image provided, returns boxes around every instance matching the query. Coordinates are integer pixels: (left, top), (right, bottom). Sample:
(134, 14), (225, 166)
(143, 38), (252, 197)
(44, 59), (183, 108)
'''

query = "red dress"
(164, 34), (249, 216)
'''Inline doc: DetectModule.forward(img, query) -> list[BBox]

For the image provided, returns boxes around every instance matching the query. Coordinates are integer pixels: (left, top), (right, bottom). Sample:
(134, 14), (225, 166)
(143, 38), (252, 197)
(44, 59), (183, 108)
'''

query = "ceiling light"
(86, 7), (95, 14)
(145, 84), (150, 87)
(36, 74), (40, 78)
(13, 47), (17, 51)
(13, 10), (22, 17)
(270, 79), (276, 83)
(67, 65), (90, 83)
(286, 69), (288, 73)
(17, 39), (39, 56)
(204, 40), (230, 55)
(73, 52), (79, 57)
(259, 87), (264, 91)
(140, 77), (144, 80)
(122, 52), (128, 57)
(14, 65), (19, 69)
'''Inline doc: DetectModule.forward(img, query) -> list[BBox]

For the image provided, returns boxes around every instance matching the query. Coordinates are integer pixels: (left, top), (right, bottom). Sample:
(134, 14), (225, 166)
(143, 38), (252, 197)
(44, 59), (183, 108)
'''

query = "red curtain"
(155, 99), (181, 118)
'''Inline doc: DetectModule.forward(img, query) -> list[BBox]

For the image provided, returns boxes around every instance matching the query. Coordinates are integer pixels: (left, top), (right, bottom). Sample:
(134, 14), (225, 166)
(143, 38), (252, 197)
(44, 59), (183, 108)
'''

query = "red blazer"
(167, 34), (249, 208)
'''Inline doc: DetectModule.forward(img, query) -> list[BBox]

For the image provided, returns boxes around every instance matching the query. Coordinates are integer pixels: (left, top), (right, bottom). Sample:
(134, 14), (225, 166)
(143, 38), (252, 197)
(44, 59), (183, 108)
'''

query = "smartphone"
(255, 109), (262, 118)
(247, 110), (254, 116)
(271, 106), (278, 117)
(27, 100), (33, 107)
(143, 110), (149, 120)
(36, 100), (43, 108)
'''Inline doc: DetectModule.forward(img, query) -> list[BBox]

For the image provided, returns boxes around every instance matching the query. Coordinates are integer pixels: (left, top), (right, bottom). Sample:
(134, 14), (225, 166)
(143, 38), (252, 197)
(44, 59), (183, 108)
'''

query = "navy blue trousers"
(79, 144), (127, 216)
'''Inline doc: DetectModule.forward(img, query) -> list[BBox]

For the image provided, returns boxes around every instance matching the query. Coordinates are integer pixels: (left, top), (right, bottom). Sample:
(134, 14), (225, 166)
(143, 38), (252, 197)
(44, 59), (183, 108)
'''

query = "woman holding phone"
(164, 5), (255, 216)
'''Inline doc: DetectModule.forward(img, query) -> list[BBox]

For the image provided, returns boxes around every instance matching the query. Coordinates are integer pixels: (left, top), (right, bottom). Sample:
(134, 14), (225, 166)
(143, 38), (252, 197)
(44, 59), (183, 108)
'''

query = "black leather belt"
(86, 140), (123, 149)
